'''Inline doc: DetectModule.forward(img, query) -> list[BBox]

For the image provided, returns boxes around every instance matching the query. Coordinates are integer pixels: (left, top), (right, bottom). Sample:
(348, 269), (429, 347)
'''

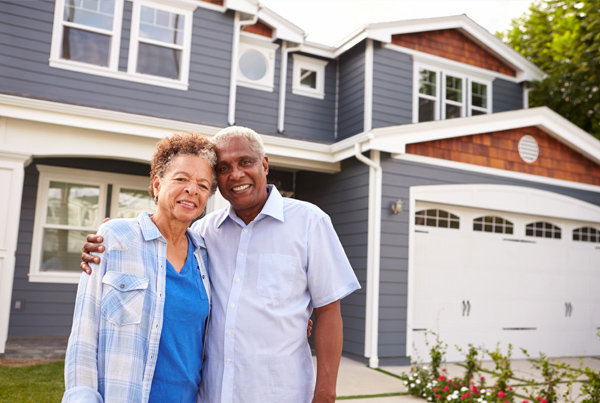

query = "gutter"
(354, 141), (382, 369)
(278, 40), (302, 133)
(228, 10), (259, 125)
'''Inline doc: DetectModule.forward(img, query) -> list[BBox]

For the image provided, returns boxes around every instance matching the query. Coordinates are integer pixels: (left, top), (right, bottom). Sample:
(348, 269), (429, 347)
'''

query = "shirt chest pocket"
(101, 272), (149, 326)
(257, 254), (299, 299)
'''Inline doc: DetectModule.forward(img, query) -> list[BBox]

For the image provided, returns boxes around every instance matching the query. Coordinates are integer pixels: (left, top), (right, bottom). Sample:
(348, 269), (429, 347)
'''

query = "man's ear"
(262, 156), (269, 176)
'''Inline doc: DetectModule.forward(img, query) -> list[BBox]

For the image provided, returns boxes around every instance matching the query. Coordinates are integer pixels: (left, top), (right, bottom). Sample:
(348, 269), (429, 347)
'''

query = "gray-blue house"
(1, 0), (600, 365)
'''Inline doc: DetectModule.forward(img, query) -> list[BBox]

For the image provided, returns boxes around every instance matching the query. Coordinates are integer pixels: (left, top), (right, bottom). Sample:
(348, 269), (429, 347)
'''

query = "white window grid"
(525, 221), (562, 239)
(573, 227), (600, 243)
(49, 0), (194, 90)
(473, 216), (514, 234)
(415, 209), (460, 229)
(30, 165), (152, 284)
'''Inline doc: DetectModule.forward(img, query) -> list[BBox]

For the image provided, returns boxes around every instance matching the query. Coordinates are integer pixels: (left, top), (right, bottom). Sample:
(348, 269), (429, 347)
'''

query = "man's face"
(215, 137), (269, 223)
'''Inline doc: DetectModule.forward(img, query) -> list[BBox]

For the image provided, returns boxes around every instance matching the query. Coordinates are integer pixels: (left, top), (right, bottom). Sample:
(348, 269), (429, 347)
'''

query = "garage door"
(409, 191), (600, 362)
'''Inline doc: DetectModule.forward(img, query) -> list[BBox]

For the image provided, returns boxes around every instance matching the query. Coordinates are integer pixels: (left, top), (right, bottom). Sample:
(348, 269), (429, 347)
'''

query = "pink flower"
(439, 376), (447, 381)
(541, 400), (547, 403)
(443, 385), (450, 392)
(523, 400), (530, 403)
(433, 387), (437, 393)
(498, 391), (507, 398)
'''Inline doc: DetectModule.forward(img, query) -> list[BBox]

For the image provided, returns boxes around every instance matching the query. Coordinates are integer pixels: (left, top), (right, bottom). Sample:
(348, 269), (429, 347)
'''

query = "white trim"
(236, 35), (279, 92)
(195, 0), (227, 13)
(29, 166), (151, 284)
(0, 152), (31, 354)
(278, 41), (302, 132)
(291, 54), (327, 99)
(395, 153), (600, 194)
(364, 39), (373, 132)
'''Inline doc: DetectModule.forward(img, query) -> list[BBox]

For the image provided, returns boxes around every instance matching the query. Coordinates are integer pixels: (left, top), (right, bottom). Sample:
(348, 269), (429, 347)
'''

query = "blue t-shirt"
(149, 235), (209, 403)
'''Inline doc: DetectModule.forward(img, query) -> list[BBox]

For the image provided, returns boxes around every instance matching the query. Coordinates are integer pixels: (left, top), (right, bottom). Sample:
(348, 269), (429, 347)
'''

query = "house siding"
(493, 78), (523, 112)
(8, 158), (150, 336)
(283, 53), (336, 142)
(379, 154), (600, 363)
(0, 1), (232, 127)
(296, 158), (369, 358)
(337, 41), (366, 140)
(372, 44), (413, 129)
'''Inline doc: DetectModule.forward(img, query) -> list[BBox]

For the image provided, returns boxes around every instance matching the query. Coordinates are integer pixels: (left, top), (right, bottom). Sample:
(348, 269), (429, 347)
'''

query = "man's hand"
(80, 234), (104, 274)
(312, 300), (342, 403)
(307, 319), (313, 338)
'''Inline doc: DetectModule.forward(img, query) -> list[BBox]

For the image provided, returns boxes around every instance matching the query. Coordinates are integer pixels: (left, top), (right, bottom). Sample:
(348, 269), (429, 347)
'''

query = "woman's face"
(152, 154), (213, 224)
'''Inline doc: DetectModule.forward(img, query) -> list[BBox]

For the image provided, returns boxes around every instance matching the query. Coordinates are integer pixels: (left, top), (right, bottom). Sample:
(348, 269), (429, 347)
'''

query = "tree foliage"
(499, 0), (600, 140)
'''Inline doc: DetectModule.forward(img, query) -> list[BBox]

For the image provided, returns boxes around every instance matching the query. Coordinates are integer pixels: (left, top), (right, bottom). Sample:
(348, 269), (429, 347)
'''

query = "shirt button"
(226, 359), (231, 364)
(227, 331), (232, 336)
(236, 278), (240, 283)
(240, 252), (244, 257)
(243, 229), (248, 233)
(120, 284), (124, 289)
(202, 275), (205, 279)
(230, 303), (235, 308)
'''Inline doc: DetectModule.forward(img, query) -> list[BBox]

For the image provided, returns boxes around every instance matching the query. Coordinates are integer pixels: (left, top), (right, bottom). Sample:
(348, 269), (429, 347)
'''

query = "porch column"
(0, 150), (31, 353)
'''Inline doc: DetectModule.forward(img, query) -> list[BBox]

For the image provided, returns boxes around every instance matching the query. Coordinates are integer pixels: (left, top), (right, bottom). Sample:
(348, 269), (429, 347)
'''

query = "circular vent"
(518, 135), (539, 163)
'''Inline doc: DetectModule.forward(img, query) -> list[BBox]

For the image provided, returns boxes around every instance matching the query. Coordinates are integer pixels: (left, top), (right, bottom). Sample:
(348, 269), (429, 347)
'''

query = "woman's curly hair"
(149, 132), (217, 198)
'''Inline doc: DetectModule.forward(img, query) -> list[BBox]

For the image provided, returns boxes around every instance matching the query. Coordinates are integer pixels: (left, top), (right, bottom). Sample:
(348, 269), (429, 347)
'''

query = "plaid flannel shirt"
(62, 211), (210, 403)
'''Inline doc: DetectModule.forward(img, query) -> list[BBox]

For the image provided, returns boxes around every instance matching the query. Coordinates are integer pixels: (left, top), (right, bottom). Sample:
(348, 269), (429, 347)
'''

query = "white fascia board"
(256, 6), (305, 43)
(224, 0), (258, 14)
(0, 95), (222, 140)
(149, 0), (201, 11)
(298, 42), (336, 59)
(362, 15), (544, 82)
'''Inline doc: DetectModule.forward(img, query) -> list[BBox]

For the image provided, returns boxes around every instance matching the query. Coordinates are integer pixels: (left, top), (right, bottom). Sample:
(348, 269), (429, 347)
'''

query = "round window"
(518, 135), (539, 163)
(239, 50), (267, 81)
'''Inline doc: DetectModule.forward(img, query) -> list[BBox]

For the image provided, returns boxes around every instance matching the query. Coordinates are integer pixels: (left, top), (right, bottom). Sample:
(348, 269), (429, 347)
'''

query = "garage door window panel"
(473, 216), (513, 234)
(415, 209), (460, 229)
(525, 221), (561, 239)
(573, 227), (599, 243)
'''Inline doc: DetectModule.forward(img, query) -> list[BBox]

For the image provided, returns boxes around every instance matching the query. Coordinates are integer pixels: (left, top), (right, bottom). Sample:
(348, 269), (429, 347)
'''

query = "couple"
(63, 126), (360, 403)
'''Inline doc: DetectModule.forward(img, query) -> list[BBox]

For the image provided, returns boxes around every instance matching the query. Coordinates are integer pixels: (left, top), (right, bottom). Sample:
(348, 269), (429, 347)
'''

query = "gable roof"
(334, 14), (543, 82)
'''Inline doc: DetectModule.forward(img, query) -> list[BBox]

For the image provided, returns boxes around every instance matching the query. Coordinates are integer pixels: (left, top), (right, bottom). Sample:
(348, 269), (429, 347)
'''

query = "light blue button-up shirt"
(195, 185), (360, 403)
(62, 211), (210, 403)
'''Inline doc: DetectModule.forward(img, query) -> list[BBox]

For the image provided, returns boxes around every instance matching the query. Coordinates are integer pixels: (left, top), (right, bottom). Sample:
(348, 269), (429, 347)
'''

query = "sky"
(259, 0), (536, 46)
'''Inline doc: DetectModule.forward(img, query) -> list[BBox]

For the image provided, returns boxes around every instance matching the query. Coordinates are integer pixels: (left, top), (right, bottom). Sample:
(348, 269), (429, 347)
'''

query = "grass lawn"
(0, 360), (65, 403)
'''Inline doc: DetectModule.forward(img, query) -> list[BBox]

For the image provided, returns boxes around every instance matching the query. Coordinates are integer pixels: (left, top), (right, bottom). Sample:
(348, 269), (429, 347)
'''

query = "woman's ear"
(152, 175), (161, 200)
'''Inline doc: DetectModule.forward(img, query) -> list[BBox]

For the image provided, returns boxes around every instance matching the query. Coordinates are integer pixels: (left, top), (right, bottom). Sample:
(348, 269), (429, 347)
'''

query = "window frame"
(291, 54), (328, 99)
(236, 33), (279, 92)
(413, 62), (492, 123)
(49, 0), (195, 90)
(29, 165), (153, 284)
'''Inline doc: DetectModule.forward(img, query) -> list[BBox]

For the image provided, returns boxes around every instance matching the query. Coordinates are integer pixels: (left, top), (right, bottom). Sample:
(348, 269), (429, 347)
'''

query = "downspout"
(355, 141), (382, 369)
(228, 10), (259, 126)
(278, 40), (302, 133)
(364, 38), (373, 132)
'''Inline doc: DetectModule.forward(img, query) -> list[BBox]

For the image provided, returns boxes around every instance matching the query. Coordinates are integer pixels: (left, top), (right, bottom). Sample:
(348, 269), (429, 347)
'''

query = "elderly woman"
(62, 133), (216, 403)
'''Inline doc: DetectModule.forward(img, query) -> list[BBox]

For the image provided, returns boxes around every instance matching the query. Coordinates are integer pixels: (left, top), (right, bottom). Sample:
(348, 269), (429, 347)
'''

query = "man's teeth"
(179, 201), (196, 207)
(232, 184), (250, 191)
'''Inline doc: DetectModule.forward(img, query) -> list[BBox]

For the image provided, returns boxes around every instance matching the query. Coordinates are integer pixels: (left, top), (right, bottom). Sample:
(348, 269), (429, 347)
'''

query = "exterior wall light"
(391, 199), (404, 215)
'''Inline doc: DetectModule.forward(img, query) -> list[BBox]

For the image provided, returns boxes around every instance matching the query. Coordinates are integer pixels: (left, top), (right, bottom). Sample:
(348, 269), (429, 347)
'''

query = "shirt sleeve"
(62, 226), (110, 402)
(306, 215), (361, 308)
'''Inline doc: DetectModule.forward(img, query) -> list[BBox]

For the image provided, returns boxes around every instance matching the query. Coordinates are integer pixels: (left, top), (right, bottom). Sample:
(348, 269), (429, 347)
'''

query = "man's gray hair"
(212, 126), (265, 158)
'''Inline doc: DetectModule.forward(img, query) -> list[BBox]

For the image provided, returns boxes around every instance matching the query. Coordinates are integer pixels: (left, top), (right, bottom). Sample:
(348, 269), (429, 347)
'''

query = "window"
(414, 63), (491, 123)
(50, 0), (195, 90)
(292, 54), (328, 99)
(573, 227), (600, 243)
(525, 221), (561, 239)
(473, 216), (514, 234)
(236, 34), (279, 92)
(30, 166), (155, 284)
(415, 209), (460, 229)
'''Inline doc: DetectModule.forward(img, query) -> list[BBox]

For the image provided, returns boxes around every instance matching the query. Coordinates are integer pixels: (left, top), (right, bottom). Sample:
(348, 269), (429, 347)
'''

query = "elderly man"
(81, 126), (360, 402)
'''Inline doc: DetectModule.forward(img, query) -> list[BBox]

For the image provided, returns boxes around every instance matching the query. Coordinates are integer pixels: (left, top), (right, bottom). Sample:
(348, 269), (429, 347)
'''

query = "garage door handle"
(462, 300), (466, 316)
(565, 302), (573, 317)
(467, 300), (471, 316)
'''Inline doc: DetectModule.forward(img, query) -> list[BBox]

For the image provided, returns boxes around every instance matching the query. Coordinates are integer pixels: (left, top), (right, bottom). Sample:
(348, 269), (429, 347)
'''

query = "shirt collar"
(138, 211), (206, 248)
(216, 184), (285, 228)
